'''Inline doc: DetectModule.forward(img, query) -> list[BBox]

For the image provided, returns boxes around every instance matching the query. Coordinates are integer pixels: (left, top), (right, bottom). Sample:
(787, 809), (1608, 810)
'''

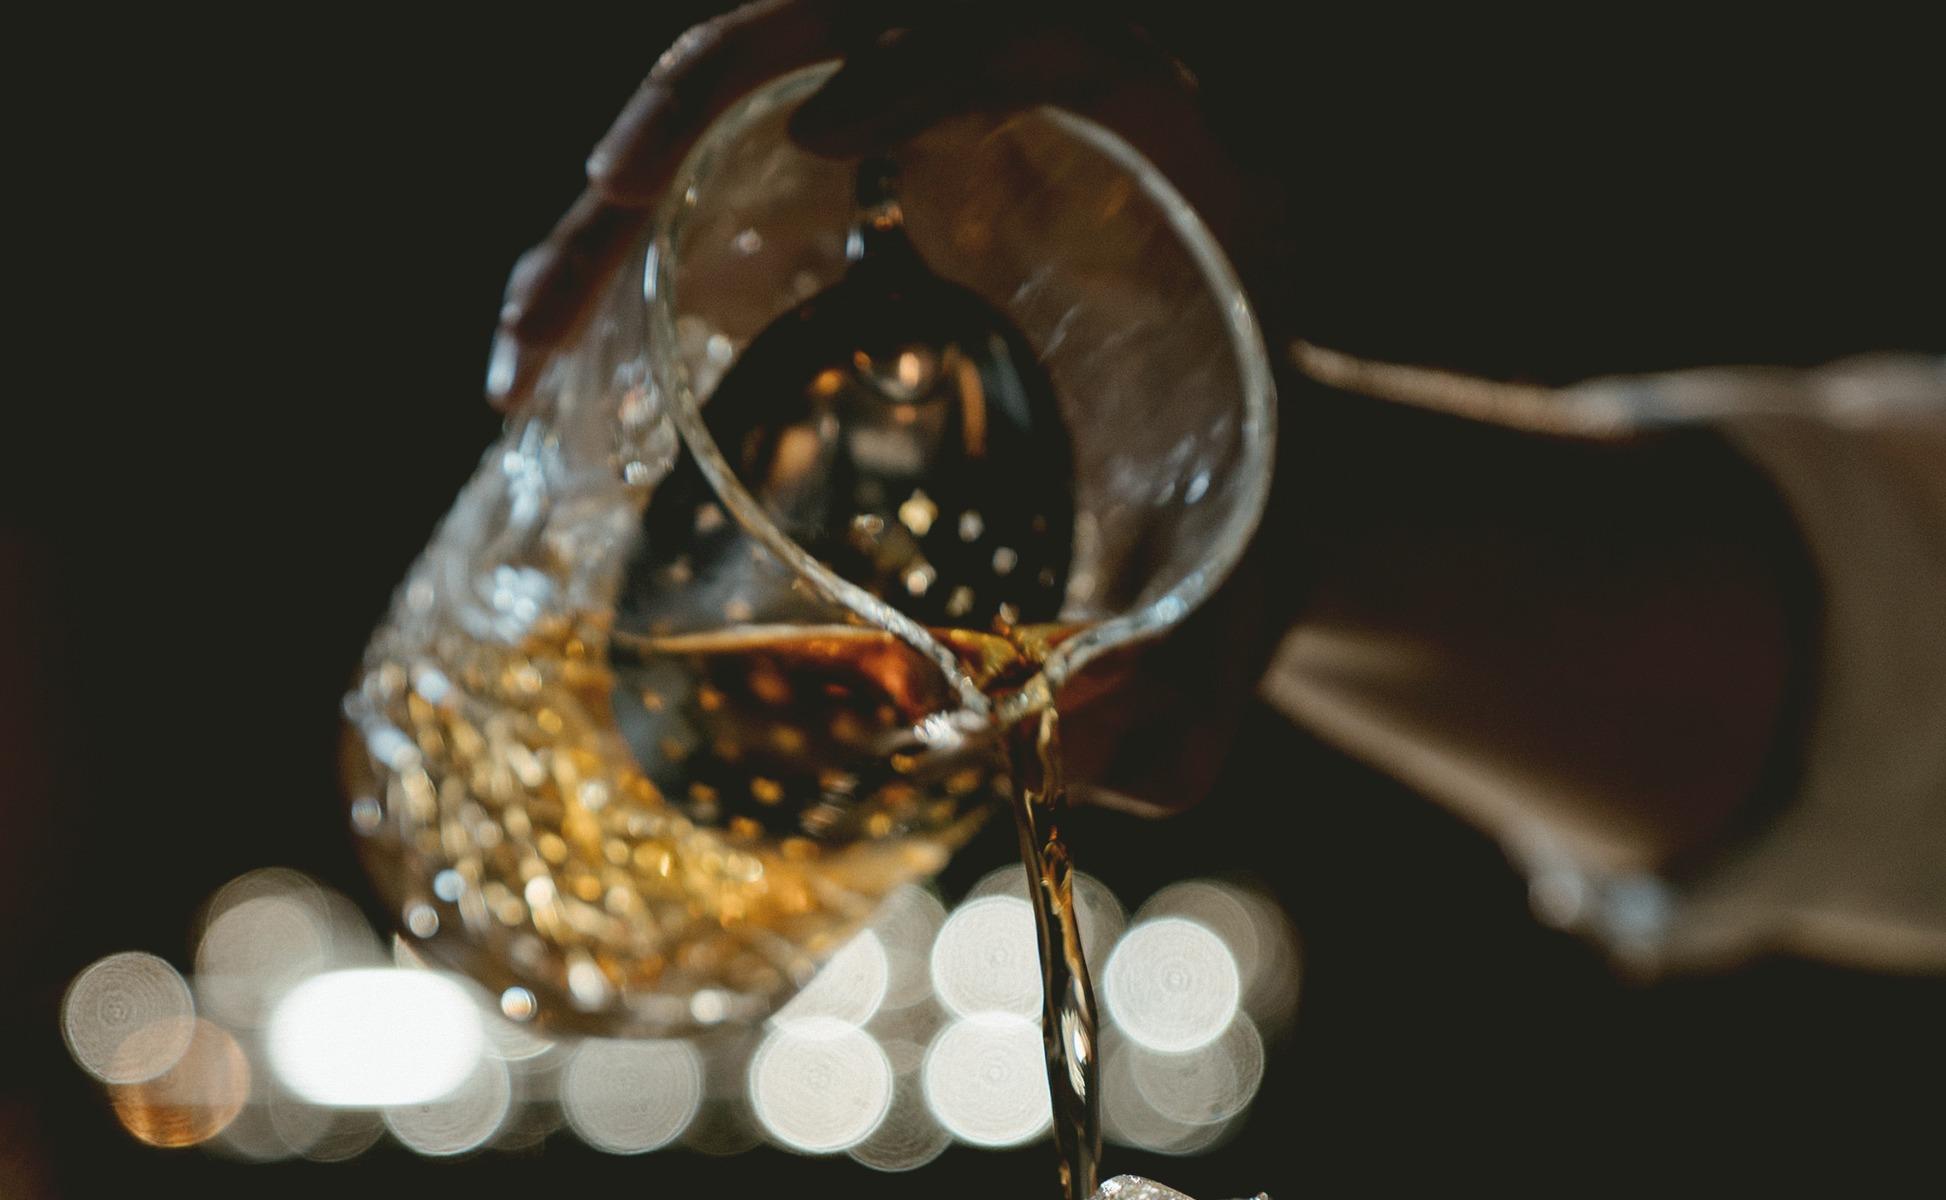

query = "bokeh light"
(1103, 917), (1241, 1053)
(195, 869), (322, 937)
(62, 951), (196, 1085)
(268, 1092), (385, 1162)
(266, 968), (486, 1106)
(562, 1038), (703, 1153)
(488, 1047), (569, 1152)
(64, 863), (1298, 1167)
(195, 885), (334, 1028)
(1127, 1014), (1264, 1126)
(922, 1013), (1052, 1147)
(749, 1017), (894, 1153)
(1139, 880), (1300, 1028)
(1099, 1027), (1243, 1157)
(382, 1056), (513, 1156)
(773, 931), (890, 1028)
(970, 865), (1129, 960)
(931, 895), (1042, 1018)
(848, 1072), (952, 1172)
(476, 992), (557, 1064)
(209, 1083), (302, 1163)
(867, 884), (948, 1010)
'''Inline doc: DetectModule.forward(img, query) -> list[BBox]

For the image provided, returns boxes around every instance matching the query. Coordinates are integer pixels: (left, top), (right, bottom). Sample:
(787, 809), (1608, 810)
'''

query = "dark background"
(7, 5), (1942, 1196)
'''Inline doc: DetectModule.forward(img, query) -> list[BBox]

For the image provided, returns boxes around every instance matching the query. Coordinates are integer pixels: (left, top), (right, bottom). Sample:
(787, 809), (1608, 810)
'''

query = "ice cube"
(1094, 1176), (1270, 1200)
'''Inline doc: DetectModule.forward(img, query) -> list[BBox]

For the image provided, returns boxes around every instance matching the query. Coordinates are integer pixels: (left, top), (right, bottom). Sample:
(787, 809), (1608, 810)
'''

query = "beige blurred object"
(1093, 1175), (1271, 1199)
(1271, 346), (1946, 975)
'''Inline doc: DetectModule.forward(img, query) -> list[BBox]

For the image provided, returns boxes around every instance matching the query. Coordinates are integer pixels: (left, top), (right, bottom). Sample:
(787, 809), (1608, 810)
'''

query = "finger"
(786, 11), (1249, 261)
(487, 190), (649, 405)
(589, 0), (898, 204)
(490, 0), (897, 409)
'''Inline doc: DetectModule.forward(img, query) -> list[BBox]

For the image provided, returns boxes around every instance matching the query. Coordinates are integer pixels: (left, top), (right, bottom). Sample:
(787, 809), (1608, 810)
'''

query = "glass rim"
(645, 63), (1277, 728)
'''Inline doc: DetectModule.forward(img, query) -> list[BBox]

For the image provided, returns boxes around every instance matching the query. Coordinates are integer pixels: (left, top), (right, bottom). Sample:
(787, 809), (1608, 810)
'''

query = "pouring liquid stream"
(629, 157), (1102, 1197)
(1009, 699), (1102, 1200)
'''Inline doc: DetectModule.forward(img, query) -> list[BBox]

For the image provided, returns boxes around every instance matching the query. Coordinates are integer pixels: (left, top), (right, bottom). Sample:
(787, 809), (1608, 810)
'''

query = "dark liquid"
(613, 173), (1100, 1198)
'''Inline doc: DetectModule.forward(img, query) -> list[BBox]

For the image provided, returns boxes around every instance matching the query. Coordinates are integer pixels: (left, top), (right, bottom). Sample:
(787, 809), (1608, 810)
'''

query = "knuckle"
(651, 0), (785, 94)
(585, 80), (670, 196)
(651, 1), (764, 84)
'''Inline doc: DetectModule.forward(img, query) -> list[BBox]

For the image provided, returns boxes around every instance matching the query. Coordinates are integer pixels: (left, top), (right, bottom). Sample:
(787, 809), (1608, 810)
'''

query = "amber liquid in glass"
(617, 619), (1100, 1198)
(353, 160), (1104, 1197)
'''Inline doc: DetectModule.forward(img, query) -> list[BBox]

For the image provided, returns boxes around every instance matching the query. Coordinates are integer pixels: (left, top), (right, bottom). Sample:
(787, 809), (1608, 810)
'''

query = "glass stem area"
(1005, 705), (1102, 1200)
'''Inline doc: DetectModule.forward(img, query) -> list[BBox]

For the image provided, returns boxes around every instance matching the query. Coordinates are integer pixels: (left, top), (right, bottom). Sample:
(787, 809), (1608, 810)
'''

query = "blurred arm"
(1264, 351), (1946, 973)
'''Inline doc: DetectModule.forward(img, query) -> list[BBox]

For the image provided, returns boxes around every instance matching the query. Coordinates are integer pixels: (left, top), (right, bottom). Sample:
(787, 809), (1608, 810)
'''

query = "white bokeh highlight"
(267, 969), (485, 1107)
(868, 884), (949, 1010)
(562, 1038), (703, 1153)
(922, 1014), (1052, 1147)
(382, 1056), (512, 1156)
(64, 860), (1296, 1167)
(1128, 1015), (1264, 1126)
(1103, 918), (1241, 1053)
(931, 895), (1041, 1018)
(1100, 1027), (1244, 1157)
(195, 893), (332, 1028)
(848, 1076), (952, 1173)
(61, 951), (196, 1084)
(970, 865), (1128, 961)
(749, 1017), (893, 1153)
(1140, 880), (1300, 1027)
(773, 931), (889, 1029)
